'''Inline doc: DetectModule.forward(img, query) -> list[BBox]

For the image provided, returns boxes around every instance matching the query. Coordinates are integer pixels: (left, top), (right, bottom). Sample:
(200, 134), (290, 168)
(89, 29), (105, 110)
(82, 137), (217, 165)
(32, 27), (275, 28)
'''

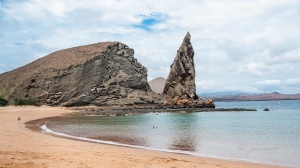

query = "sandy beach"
(0, 106), (283, 168)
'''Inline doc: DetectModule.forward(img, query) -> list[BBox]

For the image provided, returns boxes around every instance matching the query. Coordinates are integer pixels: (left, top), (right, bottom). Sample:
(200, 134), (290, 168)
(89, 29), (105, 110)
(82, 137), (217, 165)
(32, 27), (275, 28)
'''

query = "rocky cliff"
(163, 32), (197, 100)
(163, 32), (215, 108)
(0, 42), (160, 106)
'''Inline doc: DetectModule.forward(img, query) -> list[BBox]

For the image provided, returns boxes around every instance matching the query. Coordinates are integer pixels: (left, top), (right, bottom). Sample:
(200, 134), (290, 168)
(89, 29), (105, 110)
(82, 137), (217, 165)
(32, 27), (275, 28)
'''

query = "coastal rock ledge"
(0, 42), (160, 106)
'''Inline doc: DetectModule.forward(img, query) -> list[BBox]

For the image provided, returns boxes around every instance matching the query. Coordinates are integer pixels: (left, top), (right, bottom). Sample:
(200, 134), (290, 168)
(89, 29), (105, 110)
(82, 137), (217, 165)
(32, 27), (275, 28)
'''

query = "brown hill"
(148, 77), (166, 94)
(214, 92), (300, 101)
(0, 42), (161, 106)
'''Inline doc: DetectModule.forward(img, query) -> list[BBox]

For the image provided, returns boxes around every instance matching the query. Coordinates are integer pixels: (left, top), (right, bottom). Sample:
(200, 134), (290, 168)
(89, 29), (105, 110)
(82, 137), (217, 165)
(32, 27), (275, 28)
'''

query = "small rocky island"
(163, 32), (215, 108)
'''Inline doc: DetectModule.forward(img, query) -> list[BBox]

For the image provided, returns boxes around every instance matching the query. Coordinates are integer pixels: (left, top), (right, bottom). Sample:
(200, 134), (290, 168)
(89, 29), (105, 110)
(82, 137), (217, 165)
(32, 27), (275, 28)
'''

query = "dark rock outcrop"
(163, 32), (215, 108)
(0, 42), (160, 106)
(163, 32), (197, 100)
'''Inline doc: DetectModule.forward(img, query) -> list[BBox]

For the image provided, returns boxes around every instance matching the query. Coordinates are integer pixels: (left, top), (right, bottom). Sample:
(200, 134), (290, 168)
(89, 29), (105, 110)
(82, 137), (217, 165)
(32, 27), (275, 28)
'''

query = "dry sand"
(0, 106), (283, 168)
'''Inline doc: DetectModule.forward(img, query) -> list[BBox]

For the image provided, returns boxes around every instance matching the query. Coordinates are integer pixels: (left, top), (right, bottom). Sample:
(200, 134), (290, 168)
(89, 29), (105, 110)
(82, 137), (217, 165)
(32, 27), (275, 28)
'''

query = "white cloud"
(238, 63), (268, 77)
(254, 78), (300, 93)
(255, 80), (282, 85)
(1, 0), (300, 94)
(262, 48), (300, 64)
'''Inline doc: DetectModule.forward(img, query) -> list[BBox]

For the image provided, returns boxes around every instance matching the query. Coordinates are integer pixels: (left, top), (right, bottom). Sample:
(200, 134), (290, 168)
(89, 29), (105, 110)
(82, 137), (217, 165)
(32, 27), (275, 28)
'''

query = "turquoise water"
(45, 100), (300, 167)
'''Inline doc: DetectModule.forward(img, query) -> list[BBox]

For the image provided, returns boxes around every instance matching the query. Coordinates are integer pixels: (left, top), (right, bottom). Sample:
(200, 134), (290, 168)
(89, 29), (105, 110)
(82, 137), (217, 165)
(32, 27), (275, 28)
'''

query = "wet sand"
(0, 106), (283, 168)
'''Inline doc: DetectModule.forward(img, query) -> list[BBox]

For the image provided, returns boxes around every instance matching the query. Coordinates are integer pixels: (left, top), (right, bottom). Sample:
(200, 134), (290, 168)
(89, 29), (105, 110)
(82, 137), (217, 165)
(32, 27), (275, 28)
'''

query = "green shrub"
(0, 96), (8, 106)
(14, 98), (40, 106)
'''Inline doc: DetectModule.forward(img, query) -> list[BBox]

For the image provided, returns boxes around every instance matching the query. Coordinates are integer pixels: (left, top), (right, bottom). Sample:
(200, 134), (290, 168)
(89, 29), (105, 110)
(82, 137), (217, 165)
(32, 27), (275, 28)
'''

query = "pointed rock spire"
(163, 32), (197, 100)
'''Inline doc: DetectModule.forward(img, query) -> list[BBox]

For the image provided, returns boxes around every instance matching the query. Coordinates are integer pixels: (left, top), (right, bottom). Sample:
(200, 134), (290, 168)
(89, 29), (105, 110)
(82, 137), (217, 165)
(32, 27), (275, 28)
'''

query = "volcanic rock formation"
(163, 32), (215, 108)
(163, 32), (197, 100)
(0, 42), (160, 106)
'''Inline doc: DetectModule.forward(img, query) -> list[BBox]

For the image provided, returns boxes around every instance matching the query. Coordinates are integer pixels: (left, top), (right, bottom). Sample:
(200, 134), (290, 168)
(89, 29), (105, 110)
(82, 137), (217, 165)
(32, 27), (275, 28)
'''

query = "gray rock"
(163, 32), (197, 100)
(0, 42), (161, 106)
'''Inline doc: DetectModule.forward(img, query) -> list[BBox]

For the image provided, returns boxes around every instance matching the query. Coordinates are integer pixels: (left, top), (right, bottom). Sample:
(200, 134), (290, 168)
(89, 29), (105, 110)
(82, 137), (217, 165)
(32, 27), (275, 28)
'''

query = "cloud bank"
(1, 0), (300, 94)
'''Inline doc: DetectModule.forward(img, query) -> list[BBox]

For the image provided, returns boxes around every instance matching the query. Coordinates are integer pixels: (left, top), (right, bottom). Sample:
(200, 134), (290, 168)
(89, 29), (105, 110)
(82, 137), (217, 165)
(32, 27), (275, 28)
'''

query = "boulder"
(0, 42), (161, 106)
(203, 99), (215, 108)
(171, 96), (180, 105)
(176, 99), (189, 106)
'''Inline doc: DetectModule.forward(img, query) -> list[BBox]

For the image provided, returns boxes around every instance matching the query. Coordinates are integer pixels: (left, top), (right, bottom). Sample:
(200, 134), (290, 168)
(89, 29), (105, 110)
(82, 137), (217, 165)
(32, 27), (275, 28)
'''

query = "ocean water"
(44, 100), (300, 167)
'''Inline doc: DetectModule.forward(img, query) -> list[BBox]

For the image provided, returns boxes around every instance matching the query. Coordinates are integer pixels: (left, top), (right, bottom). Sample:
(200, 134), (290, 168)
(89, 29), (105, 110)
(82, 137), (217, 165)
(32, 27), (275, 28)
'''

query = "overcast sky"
(1, 0), (300, 94)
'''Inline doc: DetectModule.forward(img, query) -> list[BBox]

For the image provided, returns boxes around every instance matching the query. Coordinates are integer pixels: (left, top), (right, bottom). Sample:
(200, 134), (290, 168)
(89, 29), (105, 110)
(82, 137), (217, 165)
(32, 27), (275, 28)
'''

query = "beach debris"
(17, 116), (21, 121)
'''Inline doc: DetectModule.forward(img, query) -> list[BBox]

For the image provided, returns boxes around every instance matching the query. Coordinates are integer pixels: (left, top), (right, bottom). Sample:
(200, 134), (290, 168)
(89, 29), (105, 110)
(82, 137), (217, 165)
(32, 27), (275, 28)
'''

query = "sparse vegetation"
(14, 98), (40, 106)
(0, 96), (8, 106)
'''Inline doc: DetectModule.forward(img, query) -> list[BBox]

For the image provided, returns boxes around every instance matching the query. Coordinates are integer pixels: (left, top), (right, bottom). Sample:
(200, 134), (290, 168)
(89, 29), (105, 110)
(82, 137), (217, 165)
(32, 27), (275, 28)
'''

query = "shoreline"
(0, 106), (283, 168)
(28, 118), (287, 167)
(65, 105), (257, 117)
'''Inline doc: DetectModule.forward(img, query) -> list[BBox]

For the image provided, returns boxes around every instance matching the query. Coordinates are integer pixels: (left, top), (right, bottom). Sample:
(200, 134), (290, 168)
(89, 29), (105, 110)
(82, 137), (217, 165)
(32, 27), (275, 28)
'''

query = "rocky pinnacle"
(163, 32), (197, 100)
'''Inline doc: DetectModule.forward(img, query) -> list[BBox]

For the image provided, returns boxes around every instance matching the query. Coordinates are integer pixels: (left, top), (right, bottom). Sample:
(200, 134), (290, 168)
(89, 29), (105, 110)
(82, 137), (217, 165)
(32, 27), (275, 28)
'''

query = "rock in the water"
(201, 99), (215, 108)
(162, 32), (215, 108)
(163, 32), (197, 100)
(0, 42), (160, 106)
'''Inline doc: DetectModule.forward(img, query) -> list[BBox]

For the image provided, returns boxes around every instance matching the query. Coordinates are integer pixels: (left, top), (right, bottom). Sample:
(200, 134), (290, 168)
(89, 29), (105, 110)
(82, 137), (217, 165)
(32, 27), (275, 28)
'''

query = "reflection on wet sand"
(169, 136), (199, 151)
